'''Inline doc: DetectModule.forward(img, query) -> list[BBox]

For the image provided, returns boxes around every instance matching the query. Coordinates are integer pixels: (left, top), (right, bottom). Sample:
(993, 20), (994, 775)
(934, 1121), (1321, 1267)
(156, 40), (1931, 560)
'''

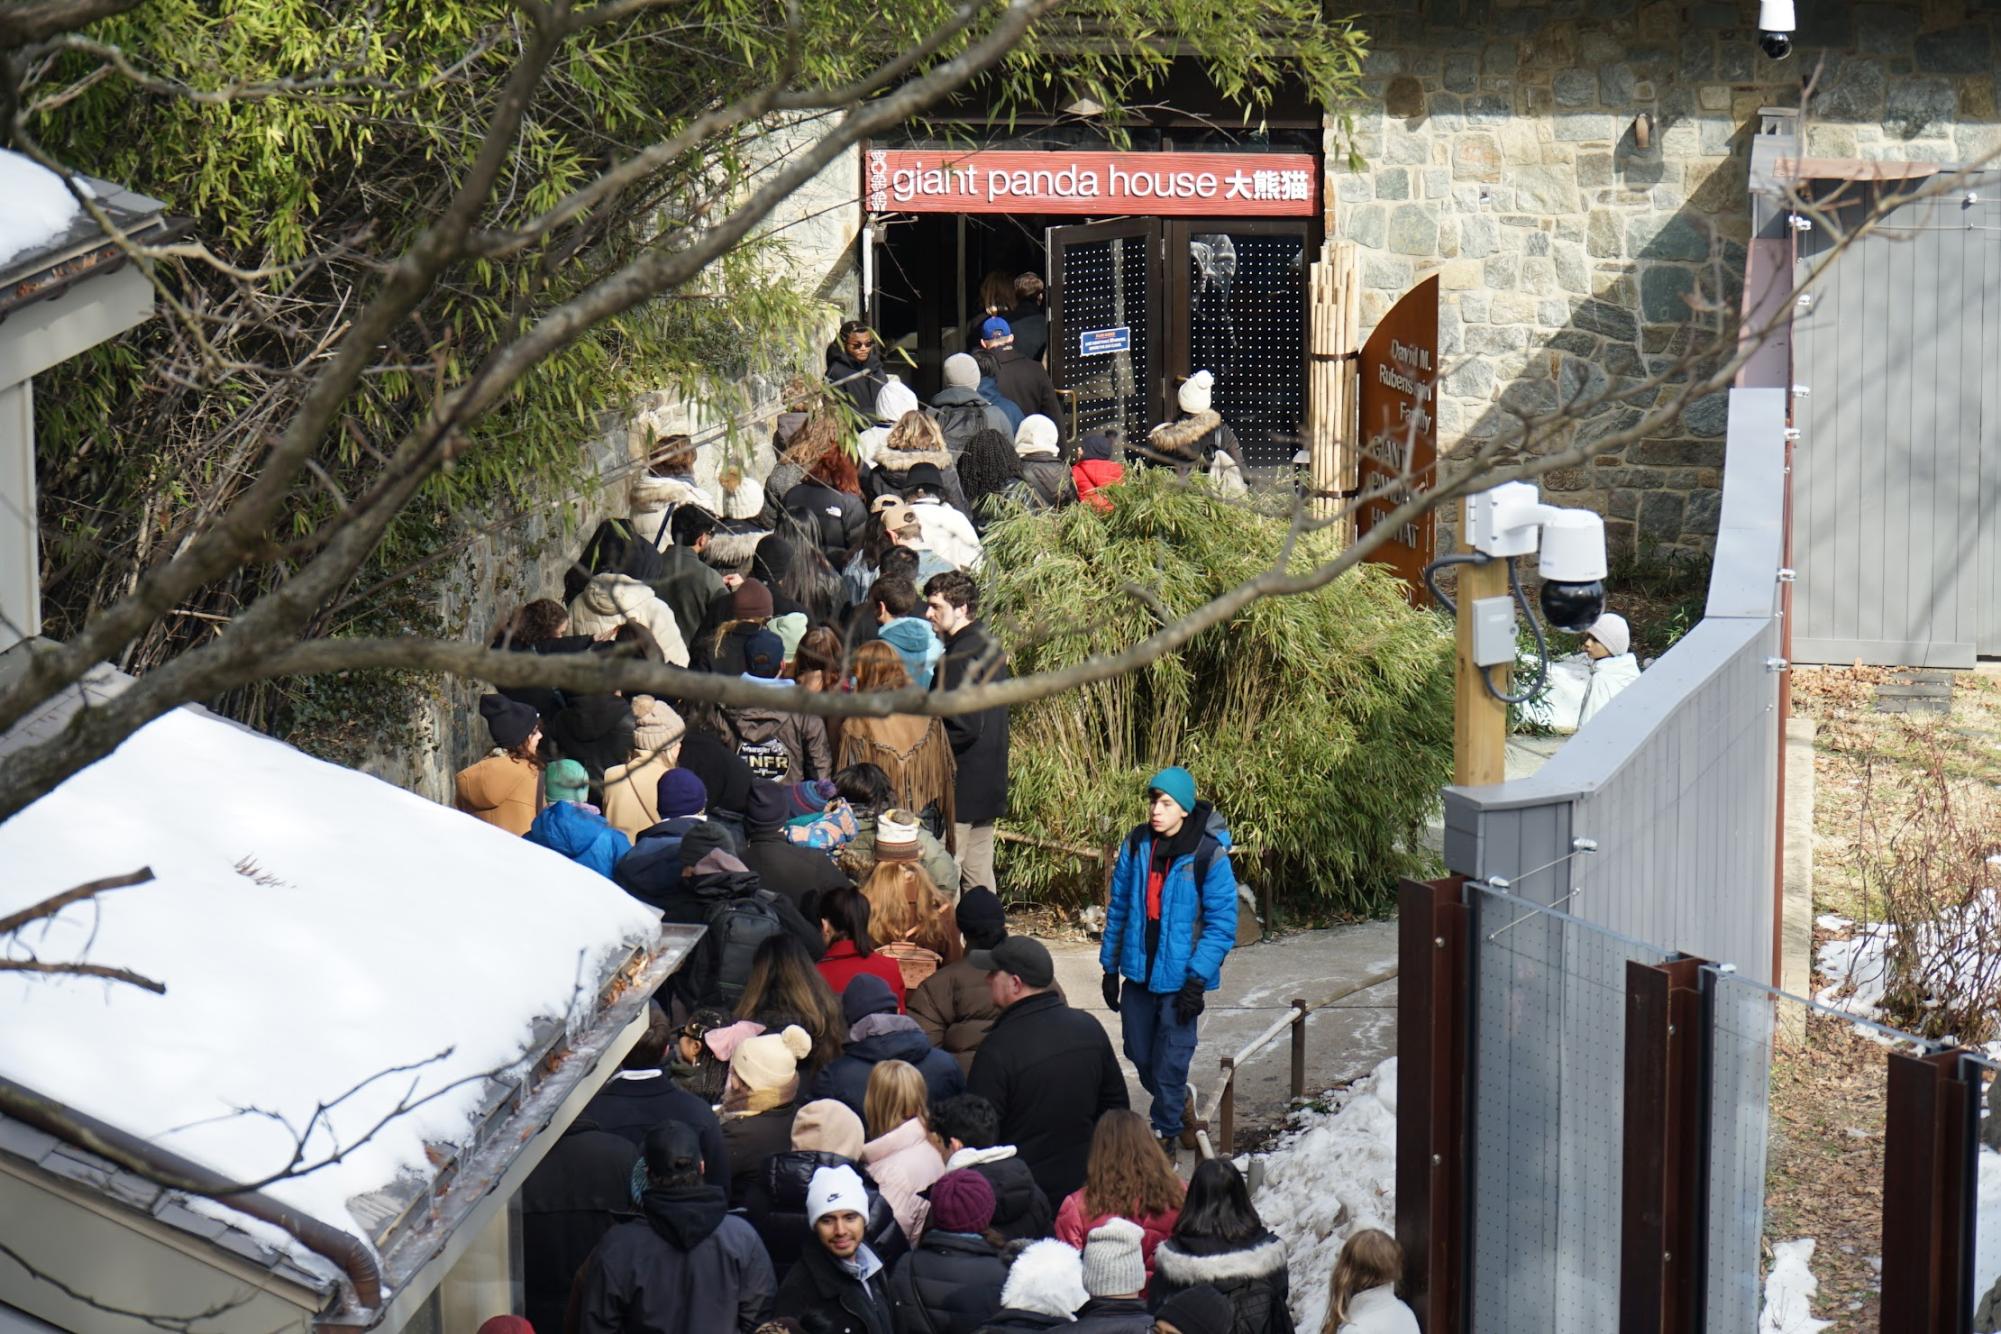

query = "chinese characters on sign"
(864, 149), (1318, 217)
(1356, 275), (1440, 603)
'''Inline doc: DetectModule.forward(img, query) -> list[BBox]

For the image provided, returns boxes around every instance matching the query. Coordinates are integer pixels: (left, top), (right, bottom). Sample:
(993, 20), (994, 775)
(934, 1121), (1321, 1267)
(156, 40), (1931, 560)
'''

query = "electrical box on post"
(1471, 596), (1517, 667)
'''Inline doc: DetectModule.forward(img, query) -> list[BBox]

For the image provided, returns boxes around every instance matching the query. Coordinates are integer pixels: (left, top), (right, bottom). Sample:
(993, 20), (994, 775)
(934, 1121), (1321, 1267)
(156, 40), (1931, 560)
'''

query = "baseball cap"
(967, 935), (1054, 989)
(980, 315), (1012, 340)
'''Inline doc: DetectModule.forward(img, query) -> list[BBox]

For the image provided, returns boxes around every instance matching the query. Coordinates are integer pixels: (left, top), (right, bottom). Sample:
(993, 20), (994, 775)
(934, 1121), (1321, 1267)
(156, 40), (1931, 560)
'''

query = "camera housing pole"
(1453, 499), (1511, 786)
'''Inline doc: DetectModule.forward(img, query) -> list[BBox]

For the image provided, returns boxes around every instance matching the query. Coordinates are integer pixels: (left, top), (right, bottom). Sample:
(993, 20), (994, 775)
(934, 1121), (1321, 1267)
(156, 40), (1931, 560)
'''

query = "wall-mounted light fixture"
(1632, 112), (1654, 151)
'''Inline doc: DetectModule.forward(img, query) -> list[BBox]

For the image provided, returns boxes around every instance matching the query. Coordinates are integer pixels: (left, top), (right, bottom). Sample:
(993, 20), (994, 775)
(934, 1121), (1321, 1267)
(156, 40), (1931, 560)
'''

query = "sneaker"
(1159, 1133), (1181, 1160)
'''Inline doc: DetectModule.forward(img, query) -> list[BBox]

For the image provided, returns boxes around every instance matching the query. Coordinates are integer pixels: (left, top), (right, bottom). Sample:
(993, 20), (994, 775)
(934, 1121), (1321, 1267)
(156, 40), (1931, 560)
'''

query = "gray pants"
(953, 821), (997, 894)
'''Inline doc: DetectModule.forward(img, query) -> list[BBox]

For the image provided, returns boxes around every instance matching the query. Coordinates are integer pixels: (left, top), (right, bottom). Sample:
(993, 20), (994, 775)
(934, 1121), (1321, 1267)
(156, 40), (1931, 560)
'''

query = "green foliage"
(1608, 537), (1711, 660)
(982, 471), (1454, 919)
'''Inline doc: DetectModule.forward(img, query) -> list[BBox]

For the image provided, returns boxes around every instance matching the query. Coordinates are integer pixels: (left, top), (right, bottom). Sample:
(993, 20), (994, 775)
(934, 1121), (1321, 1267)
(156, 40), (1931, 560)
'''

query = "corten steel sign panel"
(1357, 274), (1440, 603)
(865, 148), (1318, 216)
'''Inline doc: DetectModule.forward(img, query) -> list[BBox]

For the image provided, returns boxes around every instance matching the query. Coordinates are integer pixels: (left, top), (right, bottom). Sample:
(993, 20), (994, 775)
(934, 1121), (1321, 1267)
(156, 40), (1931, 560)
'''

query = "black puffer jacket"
(575, 1183), (776, 1334)
(946, 1147), (1053, 1243)
(1149, 1231), (1295, 1334)
(888, 1231), (1008, 1334)
(740, 1148), (908, 1279)
(785, 478), (868, 567)
(811, 1019), (968, 1117)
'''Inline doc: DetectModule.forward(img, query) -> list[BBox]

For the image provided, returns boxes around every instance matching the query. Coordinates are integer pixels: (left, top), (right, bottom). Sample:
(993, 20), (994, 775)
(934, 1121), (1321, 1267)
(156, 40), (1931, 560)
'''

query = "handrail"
(1192, 961), (1401, 1160)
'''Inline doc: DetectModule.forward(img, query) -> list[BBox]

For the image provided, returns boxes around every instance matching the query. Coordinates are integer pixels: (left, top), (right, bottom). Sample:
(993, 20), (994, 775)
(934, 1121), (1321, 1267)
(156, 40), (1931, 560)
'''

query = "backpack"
(736, 733), (793, 782)
(702, 889), (787, 1005)
(926, 399), (989, 459)
(876, 939), (942, 989)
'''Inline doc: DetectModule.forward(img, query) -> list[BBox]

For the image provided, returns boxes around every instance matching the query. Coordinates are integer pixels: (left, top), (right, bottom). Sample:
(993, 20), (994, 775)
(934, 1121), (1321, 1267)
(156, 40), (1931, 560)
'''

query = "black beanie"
(746, 778), (792, 829)
(955, 887), (1006, 948)
(678, 820), (734, 872)
(479, 693), (538, 749)
(642, 1119), (703, 1180)
(842, 972), (899, 1027)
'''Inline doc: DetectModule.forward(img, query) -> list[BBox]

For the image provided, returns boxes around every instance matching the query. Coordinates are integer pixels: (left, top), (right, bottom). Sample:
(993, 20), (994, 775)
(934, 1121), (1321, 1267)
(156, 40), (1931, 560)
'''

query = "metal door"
(1047, 219), (1164, 446)
(1168, 219), (1311, 469)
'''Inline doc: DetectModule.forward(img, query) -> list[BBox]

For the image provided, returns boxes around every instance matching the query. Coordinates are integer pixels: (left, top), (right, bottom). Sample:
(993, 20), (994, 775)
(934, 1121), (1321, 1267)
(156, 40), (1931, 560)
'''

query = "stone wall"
(1330, 0), (1998, 555)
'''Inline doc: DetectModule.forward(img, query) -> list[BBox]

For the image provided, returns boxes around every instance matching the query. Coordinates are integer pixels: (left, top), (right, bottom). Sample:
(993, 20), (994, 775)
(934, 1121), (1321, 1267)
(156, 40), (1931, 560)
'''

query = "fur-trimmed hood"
(1145, 409), (1223, 463)
(629, 472), (714, 517)
(1150, 1231), (1289, 1285)
(878, 439), (954, 470)
(997, 1237), (1089, 1319)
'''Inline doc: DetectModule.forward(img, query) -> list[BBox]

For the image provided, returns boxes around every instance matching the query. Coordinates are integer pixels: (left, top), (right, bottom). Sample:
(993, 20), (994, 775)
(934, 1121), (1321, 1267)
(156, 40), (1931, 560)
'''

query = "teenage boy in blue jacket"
(1099, 766), (1237, 1152)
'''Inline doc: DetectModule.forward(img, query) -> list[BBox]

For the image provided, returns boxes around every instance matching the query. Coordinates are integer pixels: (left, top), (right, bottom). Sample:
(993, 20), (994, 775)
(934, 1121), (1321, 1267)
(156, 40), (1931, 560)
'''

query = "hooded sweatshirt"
(567, 573), (691, 666)
(574, 1183), (775, 1334)
(706, 692), (834, 785)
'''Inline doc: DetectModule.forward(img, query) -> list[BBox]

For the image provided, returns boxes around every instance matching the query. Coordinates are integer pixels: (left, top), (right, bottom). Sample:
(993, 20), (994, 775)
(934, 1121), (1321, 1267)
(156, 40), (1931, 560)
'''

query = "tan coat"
(602, 753), (671, 839)
(454, 751), (539, 835)
(834, 714), (957, 842)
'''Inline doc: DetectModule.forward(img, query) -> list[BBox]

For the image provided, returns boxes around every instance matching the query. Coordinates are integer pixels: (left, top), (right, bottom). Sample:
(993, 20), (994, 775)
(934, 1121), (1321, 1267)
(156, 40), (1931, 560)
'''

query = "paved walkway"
(1046, 920), (1400, 1157)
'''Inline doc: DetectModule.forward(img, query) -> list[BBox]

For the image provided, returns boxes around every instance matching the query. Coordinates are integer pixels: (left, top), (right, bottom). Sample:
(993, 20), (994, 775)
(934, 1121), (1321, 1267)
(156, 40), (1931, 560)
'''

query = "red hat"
(926, 1168), (996, 1234)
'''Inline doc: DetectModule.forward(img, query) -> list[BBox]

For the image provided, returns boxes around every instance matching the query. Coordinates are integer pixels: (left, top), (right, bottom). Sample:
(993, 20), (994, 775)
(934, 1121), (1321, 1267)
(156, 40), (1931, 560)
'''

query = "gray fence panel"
(1703, 969), (1776, 1332)
(1792, 170), (2001, 666)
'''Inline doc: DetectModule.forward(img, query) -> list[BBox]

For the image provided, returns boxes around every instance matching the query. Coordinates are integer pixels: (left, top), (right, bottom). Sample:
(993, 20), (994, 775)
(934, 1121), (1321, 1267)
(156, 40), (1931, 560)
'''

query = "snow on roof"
(0, 705), (662, 1241)
(0, 150), (89, 270)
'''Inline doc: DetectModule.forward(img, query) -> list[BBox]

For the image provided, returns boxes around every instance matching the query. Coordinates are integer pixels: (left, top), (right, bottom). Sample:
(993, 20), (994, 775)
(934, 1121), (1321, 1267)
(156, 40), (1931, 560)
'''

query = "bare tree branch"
(0, 867), (153, 936)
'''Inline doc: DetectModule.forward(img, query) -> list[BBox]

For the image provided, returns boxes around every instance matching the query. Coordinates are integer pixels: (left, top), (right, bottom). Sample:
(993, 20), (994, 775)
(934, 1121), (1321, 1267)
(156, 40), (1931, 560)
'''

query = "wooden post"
(1218, 1056), (1236, 1156)
(1290, 998), (1309, 1100)
(1882, 1049), (1975, 1333)
(1453, 504), (1511, 786)
(1396, 876), (1471, 1334)
(1619, 957), (1708, 1334)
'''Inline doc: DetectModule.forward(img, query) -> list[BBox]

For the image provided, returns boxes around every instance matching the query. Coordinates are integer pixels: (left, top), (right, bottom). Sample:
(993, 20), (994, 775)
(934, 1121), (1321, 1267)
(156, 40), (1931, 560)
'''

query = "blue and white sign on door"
(1078, 325), (1131, 357)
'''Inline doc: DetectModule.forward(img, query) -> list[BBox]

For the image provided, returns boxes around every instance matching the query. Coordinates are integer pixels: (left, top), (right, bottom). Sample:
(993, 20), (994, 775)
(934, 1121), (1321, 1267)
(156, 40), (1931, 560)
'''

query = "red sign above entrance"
(865, 149), (1318, 217)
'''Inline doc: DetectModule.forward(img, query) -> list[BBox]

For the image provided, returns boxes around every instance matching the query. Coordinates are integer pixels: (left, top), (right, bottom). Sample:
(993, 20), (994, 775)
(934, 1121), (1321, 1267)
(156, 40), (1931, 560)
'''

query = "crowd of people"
(447, 310), (1417, 1331)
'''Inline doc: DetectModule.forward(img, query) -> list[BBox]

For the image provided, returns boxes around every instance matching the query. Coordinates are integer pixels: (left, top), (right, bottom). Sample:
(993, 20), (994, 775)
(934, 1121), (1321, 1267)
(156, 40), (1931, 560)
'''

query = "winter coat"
(978, 1313), (1074, 1333)
(1142, 410), (1246, 476)
(840, 814), (959, 899)
(812, 1016), (967, 1118)
(859, 1117), (949, 1244)
(775, 1232), (895, 1334)
(817, 939), (910, 1013)
(888, 1230), (1008, 1334)
(870, 439), (973, 517)
(907, 958), (998, 1074)
(521, 1119), (639, 1334)
(545, 693), (640, 782)
(944, 1145), (1054, 1243)
(613, 815), (706, 910)
(835, 715), (957, 840)
(1067, 1296), (1155, 1334)
(655, 852), (827, 1009)
(1101, 802), (1238, 994)
(741, 827), (852, 916)
(1054, 1192), (1180, 1283)
(989, 349), (1063, 426)
(1578, 651), (1642, 728)
(586, 1072), (730, 1185)
(1073, 458), (1125, 512)
(630, 473), (718, 548)
(649, 544), (732, 648)
(1150, 1231), (1294, 1334)
(965, 992), (1129, 1204)
(930, 386), (1013, 457)
(565, 516), (666, 604)
(785, 478), (868, 567)
(1016, 457), (1076, 510)
(526, 802), (631, 880)
(568, 572), (692, 666)
(694, 622), (770, 678)
(494, 631), (601, 720)
(974, 1239), (1087, 1332)
(828, 343), (890, 421)
(454, 751), (540, 836)
(979, 377), (1025, 433)
(1003, 302), (1049, 362)
(740, 1148), (907, 1280)
(680, 729), (755, 821)
(703, 696), (834, 785)
(934, 620), (1009, 825)
(907, 498), (983, 572)
(1333, 1285), (1420, 1334)
(721, 1106), (800, 1204)
(575, 1183), (776, 1334)
(602, 754), (674, 841)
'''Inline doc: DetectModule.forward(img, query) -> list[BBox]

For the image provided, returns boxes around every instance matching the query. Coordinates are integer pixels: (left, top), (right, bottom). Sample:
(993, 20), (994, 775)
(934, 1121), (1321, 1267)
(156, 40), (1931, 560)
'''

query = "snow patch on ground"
(0, 707), (662, 1245)
(0, 149), (86, 267)
(1814, 924), (1889, 1019)
(1760, 1238), (1832, 1334)
(1252, 1057), (1398, 1333)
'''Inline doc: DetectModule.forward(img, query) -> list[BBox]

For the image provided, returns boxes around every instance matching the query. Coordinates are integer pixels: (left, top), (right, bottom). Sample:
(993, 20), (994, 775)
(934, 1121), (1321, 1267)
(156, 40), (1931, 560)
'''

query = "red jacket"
(1072, 458), (1125, 513)
(1054, 1189), (1180, 1288)
(816, 938), (908, 1011)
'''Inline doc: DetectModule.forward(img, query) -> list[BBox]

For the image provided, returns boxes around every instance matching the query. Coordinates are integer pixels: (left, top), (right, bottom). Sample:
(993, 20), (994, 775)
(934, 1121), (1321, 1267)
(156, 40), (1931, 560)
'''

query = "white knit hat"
(1178, 369), (1215, 414)
(1586, 612), (1631, 657)
(1081, 1217), (1147, 1297)
(1014, 414), (1060, 458)
(943, 353), (981, 390)
(807, 1163), (870, 1226)
(875, 377), (920, 424)
(728, 1024), (812, 1093)
(1000, 1238), (1090, 1319)
(719, 472), (766, 521)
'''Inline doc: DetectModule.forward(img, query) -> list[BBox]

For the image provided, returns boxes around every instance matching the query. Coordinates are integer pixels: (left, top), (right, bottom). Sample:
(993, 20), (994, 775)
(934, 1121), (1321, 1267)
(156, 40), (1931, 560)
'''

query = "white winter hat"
(719, 472), (766, 520)
(807, 1163), (870, 1226)
(1014, 414), (1060, 458)
(943, 353), (981, 390)
(1000, 1239), (1089, 1319)
(1081, 1217), (1147, 1297)
(1178, 369), (1215, 414)
(729, 1023), (812, 1093)
(1585, 612), (1630, 657)
(875, 377), (920, 424)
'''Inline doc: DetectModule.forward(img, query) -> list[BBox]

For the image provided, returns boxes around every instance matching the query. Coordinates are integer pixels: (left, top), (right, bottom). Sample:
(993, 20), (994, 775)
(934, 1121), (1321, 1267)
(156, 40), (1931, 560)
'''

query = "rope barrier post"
(1218, 1056), (1236, 1157)
(1290, 998), (1309, 1101)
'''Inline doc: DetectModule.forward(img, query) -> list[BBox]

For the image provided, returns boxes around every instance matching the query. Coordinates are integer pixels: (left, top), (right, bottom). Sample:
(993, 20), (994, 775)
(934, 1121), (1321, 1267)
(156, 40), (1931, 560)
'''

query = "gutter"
(0, 1072), (383, 1314)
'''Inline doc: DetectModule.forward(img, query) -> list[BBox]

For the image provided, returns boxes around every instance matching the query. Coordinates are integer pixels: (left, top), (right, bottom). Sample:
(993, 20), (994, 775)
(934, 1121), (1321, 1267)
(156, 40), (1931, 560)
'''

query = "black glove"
(1101, 971), (1122, 1013)
(1175, 978), (1206, 1024)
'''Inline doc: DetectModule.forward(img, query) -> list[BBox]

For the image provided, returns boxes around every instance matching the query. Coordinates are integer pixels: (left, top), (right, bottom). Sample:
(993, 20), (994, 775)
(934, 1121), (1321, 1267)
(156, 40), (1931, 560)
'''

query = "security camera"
(1465, 481), (1609, 632)
(1759, 0), (1795, 60)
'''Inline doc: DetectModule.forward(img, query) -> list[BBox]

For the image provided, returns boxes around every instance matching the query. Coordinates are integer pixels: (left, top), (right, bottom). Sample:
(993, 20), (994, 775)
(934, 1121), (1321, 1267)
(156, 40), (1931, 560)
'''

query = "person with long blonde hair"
(1322, 1229), (1416, 1333)
(835, 643), (957, 845)
(858, 853), (962, 988)
(1052, 1109), (1184, 1286)
(857, 1059), (947, 1243)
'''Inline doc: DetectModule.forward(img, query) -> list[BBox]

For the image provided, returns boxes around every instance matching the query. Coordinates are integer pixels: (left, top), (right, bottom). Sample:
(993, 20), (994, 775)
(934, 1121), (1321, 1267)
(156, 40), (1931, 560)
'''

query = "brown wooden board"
(1397, 876), (1468, 1333)
(1356, 275), (1440, 603)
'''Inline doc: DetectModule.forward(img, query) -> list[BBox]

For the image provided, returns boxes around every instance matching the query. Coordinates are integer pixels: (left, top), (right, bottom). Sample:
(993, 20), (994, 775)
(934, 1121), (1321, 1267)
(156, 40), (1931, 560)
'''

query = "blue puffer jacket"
(527, 801), (631, 880)
(1100, 802), (1237, 994)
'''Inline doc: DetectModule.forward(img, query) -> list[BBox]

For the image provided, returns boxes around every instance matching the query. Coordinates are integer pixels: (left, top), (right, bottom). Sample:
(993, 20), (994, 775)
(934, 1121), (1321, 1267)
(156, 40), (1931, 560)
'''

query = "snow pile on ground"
(1816, 894), (2001, 1028)
(1813, 915), (1888, 1019)
(0, 707), (662, 1245)
(0, 149), (85, 267)
(1252, 1057), (1398, 1332)
(1760, 1238), (1832, 1333)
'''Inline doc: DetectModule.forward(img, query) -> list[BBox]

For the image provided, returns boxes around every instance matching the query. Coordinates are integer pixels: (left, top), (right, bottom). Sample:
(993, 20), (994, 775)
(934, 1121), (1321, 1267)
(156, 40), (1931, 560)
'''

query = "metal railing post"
(1882, 1048), (1974, 1333)
(1218, 1056), (1236, 1157)
(1291, 998), (1309, 1100)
